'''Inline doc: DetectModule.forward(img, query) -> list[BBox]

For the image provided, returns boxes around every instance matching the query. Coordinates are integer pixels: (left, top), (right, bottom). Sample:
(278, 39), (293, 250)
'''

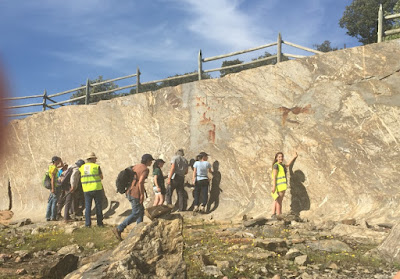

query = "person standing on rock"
(64, 159), (85, 222)
(113, 154), (154, 241)
(166, 149), (188, 212)
(192, 152), (213, 213)
(153, 159), (167, 206)
(45, 156), (64, 221)
(80, 152), (104, 227)
(271, 151), (298, 218)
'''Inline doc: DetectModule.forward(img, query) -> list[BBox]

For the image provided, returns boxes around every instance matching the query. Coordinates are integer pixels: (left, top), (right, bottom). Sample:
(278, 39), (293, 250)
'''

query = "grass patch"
(0, 225), (119, 254)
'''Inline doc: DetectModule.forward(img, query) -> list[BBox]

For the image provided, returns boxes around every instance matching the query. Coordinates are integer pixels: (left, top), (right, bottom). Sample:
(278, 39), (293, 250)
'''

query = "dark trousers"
(194, 179), (209, 207)
(57, 190), (66, 216)
(84, 190), (103, 227)
(166, 175), (185, 211)
(64, 191), (74, 220)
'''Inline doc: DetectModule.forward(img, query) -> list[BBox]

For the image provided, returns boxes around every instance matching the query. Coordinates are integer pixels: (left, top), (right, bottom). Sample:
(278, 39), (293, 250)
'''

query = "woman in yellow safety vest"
(271, 151), (298, 218)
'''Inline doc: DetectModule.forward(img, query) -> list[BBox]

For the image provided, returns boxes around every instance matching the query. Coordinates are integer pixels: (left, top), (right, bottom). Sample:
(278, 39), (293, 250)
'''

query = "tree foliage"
(129, 71), (211, 95)
(70, 76), (119, 105)
(339, 0), (398, 45)
(219, 52), (288, 77)
(313, 40), (339, 52)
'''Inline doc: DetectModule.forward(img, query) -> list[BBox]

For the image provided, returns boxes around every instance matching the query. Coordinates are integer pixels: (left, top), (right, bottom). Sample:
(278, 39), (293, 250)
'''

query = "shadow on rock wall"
(207, 160), (222, 213)
(289, 162), (310, 215)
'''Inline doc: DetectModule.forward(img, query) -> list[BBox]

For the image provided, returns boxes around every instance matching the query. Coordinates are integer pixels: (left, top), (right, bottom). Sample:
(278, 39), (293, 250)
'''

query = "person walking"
(153, 159), (166, 206)
(45, 156), (64, 221)
(113, 154), (154, 241)
(166, 149), (188, 211)
(80, 152), (104, 227)
(192, 152), (213, 213)
(271, 151), (298, 218)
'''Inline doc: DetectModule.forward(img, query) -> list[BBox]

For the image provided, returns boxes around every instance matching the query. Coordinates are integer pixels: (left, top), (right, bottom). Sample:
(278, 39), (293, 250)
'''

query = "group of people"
(112, 149), (213, 241)
(46, 152), (105, 227)
(46, 148), (298, 240)
(45, 149), (214, 237)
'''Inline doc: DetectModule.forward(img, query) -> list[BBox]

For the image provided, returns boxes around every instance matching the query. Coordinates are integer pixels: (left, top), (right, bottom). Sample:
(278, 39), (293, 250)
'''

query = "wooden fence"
(4, 33), (322, 118)
(378, 4), (400, 43)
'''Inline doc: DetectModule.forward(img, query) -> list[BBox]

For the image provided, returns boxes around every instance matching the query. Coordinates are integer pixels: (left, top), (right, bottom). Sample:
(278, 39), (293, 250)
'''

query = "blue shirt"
(193, 161), (211, 181)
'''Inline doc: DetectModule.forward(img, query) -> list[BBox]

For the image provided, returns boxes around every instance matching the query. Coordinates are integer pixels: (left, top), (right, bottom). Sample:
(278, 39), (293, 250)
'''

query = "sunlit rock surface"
(0, 39), (399, 224)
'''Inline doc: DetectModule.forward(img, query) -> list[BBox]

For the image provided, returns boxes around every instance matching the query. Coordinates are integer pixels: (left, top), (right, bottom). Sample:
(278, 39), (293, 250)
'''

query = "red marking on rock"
(208, 124), (216, 144)
(279, 104), (312, 125)
(200, 112), (211, 124)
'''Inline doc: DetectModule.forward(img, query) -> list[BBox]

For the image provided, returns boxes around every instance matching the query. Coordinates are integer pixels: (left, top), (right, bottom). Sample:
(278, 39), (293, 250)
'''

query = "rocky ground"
(0, 209), (399, 278)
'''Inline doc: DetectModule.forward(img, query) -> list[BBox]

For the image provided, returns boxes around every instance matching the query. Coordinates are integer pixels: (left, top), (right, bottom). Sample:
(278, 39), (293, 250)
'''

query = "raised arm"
(286, 152), (298, 168)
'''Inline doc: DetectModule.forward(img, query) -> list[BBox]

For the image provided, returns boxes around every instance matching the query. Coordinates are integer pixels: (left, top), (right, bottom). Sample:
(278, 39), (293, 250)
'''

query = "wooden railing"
(198, 33), (322, 79)
(378, 4), (400, 43)
(5, 33), (322, 118)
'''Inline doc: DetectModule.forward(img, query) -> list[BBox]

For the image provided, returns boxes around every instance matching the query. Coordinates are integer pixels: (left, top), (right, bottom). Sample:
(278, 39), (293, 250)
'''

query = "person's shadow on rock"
(103, 201), (120, 219)
(289, 159), (310, 215)
(207, 160), (222, 213)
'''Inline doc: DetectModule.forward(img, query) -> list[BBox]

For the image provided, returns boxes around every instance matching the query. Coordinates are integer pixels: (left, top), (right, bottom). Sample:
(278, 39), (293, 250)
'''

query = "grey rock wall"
(1, 39), (400, 224)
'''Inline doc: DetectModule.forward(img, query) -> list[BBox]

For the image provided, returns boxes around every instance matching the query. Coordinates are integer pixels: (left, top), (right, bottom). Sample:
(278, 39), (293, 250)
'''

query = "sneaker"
(270, 214), (277, 220)
(200, 205), (206, 213)
(112, 227), (123, 241)
(193, 205), (199, 212)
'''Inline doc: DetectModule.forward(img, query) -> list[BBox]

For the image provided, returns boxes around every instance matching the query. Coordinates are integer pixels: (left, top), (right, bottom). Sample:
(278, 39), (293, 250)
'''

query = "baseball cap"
(51, 156), (60, 163)
(75, 159), (85, 167)
(142, 154), (155, 162)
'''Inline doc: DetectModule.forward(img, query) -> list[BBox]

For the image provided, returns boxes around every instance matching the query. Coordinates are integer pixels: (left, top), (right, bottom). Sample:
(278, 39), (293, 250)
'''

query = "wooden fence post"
(378, 4), (383, 43)
(85, 79), (90, 105)
(42, 89), (47, 111)
(198, 49), (203, 80)
(277, 33), (282, 63)
(136, 67), (141, 94)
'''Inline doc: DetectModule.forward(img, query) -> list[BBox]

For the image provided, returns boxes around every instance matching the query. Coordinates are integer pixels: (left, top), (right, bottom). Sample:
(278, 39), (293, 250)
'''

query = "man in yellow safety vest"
(79, 152), (104, 227)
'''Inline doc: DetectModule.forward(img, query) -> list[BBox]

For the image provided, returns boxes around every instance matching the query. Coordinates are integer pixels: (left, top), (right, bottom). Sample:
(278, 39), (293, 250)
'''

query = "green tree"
(313, 40), (339, 52)
(220, 59), (245, 77)
(159, 71), (211, 88)
(220, 52), (288, 77)
(70, 76), (119, 105)
(339, 0), (398, 45)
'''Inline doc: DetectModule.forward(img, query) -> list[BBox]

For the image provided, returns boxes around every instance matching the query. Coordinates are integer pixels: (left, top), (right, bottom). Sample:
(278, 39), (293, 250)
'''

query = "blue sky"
(0, 0), (360, 114)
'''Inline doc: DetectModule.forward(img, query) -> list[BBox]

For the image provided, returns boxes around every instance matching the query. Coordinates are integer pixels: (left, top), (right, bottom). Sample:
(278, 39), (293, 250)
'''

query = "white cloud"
(172, 0), (270, 51)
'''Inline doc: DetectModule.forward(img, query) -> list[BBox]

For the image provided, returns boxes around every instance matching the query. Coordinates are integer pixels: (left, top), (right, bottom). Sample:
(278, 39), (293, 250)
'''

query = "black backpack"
(116, 166), (137, 194)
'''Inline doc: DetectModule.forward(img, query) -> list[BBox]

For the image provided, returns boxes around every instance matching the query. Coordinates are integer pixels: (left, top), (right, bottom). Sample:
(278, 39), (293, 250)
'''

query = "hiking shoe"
(112, 227), (123, 241)
(200, 205), (206, 213)
(193, 206), (199, 212)
(270, 214), (277, 220)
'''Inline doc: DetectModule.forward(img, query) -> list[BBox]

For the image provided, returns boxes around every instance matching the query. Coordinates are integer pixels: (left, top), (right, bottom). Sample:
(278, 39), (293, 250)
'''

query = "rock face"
(1, 40), (400, 223)
(375, 223), (400, 264)
(65, 218), (186, 279)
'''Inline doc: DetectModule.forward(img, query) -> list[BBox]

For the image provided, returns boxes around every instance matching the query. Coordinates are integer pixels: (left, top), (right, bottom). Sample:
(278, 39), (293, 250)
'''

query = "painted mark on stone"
(200, 111), (211, 124)
(279, 104), (312, 125)
(209, 124), (216, 144)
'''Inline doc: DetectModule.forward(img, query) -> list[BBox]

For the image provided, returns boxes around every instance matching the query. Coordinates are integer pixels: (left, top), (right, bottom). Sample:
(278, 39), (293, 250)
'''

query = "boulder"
(306, 239), (352, 253)
(331, 223), (388, 243)
(243, 218), (268, 227)
(41, 254), (79, 279)
(57, 244), (83, 255)
(145, 205), (173, 220)
(65, 218), (186, 279)
(375, 223), (400, 264)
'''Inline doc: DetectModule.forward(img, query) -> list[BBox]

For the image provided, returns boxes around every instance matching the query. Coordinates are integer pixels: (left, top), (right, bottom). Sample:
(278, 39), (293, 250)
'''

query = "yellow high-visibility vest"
(79, 163), (103, 192)
(271, 163), (287, 192)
